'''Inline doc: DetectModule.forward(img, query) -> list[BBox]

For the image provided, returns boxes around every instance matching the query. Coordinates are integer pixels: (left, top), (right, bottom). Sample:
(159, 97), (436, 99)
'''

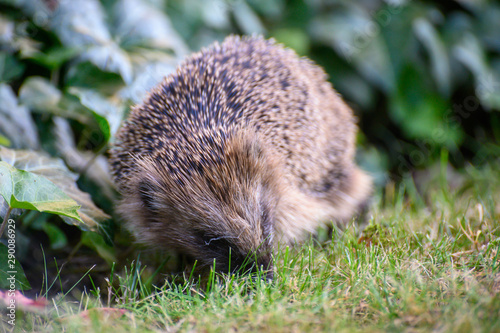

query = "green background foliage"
(0, 0), (498, 308)
(1, 0), (498, 185)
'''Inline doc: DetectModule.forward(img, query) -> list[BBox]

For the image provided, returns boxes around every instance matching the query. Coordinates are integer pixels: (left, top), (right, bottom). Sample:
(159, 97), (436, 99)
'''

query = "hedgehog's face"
(190, 212), (274, 278)
(122, 132), (282, 278)
(134, 174), (276, 278)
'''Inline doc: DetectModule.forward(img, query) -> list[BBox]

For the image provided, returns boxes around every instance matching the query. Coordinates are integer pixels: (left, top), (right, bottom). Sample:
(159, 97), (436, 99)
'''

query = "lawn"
(15, 163), (500, 332)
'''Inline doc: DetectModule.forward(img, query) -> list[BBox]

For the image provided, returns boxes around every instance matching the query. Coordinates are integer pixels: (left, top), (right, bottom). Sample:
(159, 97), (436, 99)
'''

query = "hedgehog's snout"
(200, 232), (273, 279)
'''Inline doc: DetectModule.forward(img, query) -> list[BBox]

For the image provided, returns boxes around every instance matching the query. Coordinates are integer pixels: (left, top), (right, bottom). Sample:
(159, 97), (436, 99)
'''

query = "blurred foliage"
(0, 0), (498, 290)
(166, 0), (500, 184)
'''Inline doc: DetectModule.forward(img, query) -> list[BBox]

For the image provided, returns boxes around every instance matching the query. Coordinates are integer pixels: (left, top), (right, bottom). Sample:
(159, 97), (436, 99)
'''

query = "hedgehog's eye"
(200, 234), (232, 251)
(198, 233), (249, 272)
(197, 232), (239, 258)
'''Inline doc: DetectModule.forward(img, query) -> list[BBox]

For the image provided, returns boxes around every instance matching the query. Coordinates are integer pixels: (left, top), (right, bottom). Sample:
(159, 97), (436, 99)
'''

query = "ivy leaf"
(50, 0), (133, 83)
(0, 84), (39, 150)
(390, 64), (462, 147)
(42, 223), (68, 250)
(23, 47), (79, 71)
(68, 87), (125, 141)
(453, 34), (500, 110)
(413, 18), (451, 96)
(200, 0), (232, 30)
(119, 61), (177, 104)
(0, 147), (109, 231)
(51, 117), (116, 203)
(0, 53), (25, 82)
(0, 135), (10, 147)
(112, 0), (188, 55)
(65, 61), (126, 96)
(0, 161), (82, 222)
(16, 77), (94, 125)
(311, 5), (395, 93)
(19, 76), (62, 112)
(232, 0), (266, 35)
(81, 231), (116, 265)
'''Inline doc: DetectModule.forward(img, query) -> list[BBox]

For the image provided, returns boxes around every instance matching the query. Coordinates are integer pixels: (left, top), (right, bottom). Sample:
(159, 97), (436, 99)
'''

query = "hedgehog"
(109, 35), (372, 278)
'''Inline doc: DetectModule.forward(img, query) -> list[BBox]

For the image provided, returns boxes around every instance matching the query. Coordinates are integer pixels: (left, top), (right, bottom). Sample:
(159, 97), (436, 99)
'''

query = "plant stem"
(0, 206), (13, 238)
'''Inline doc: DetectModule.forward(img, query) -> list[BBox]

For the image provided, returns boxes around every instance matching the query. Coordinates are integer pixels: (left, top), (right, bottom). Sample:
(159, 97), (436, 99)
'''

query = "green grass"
(16, 163), (500, 332)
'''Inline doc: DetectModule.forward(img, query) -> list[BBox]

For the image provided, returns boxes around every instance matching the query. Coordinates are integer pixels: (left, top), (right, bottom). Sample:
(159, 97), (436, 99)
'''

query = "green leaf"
(0, 53), (25, 82)
(413, 18), (451, 96)
(0, 84), (39, 150)
(0, 161), (82, 221)
(19, 76), (62, 112)
(232, 0), (266, 35)
(68, 87), (125, 140)
(81, 231), (116, 265)
(390, 65), (462, 146)
(0, 15), (14, 47)
(0, 243), (31, 290)
(247, 0), (284, 17)
(42, 223), (68, 250)
(0, 147), (109, 231)
(50, 0), (133, 83)
(15, 79), (93, 124)
(0, 135), (10, 147)
(51, 117), (116, 204)
(119, 61), (177, 104)
(22, 47), (79, 70)
(199, 0), (231, 30)
(271, 28), (310, 55)
(310, 5), (395, 92)
(112, 0), (188, 55)
(83, 44), (134, 84)
(65, 61), (125, 96)
(453, 34), (500, 110)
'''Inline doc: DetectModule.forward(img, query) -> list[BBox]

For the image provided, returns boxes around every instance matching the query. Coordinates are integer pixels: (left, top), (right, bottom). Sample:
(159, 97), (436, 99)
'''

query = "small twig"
(0, 206), (13, 238)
